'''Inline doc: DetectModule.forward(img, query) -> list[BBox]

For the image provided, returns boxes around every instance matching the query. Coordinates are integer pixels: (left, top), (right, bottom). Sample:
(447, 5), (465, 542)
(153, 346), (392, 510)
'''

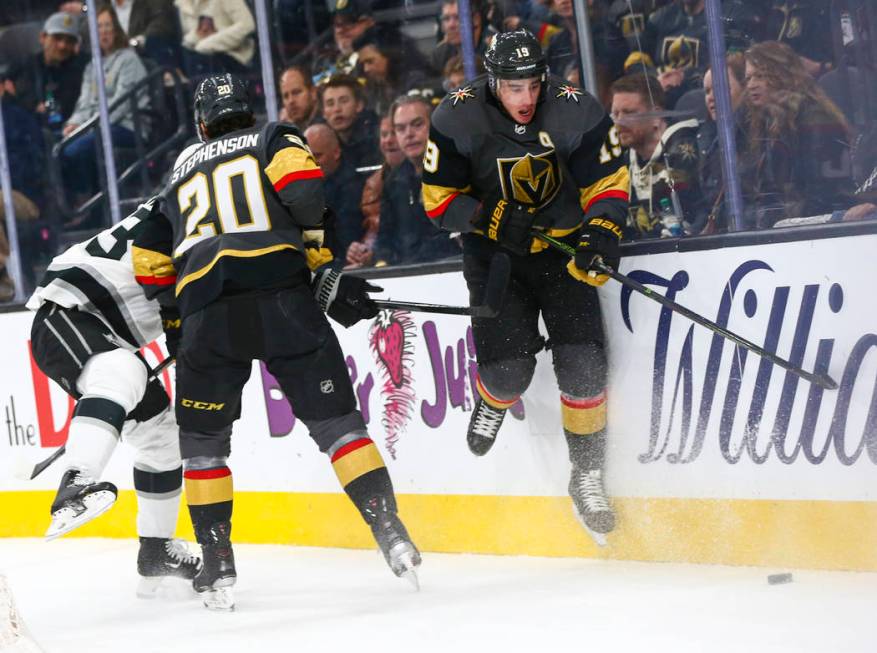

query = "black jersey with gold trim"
(133, 121), (325, 317)
(422, 74), (629, 243)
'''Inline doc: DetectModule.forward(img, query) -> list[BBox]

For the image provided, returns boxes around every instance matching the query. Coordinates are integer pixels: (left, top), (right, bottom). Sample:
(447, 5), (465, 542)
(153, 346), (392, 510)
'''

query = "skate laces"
(165, 539), (200, 566)
(573, 469), (610, 512)
(471, 401), (505, 439)
(68, 473), (98, 488)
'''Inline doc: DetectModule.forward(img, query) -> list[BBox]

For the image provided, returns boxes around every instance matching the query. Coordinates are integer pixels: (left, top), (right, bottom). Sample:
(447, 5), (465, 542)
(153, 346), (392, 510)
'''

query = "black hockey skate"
(193, 521), (236, 611)
(466, 396), (507, 456)
(569, 467), (616, 547)
(136, 537), (202, 598)
(45, 469), (118, 541)
(363, 496), (421, 589)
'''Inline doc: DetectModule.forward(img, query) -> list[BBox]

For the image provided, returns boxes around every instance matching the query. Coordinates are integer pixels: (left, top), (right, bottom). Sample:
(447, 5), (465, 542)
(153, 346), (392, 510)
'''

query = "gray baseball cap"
(43, 12), (81, 41)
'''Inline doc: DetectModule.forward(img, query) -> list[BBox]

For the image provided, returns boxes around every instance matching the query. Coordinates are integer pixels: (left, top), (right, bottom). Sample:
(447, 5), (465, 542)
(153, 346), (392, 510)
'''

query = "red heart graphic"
(374, 319), (405, 387)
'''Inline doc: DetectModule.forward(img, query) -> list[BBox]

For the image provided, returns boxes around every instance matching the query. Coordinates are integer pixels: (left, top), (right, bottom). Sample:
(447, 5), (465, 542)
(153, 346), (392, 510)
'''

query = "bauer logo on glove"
(568, 216), (623, 287)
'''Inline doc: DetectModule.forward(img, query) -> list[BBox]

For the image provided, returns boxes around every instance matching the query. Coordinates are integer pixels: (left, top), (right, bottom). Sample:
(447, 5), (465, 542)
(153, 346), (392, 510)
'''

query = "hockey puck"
(767, 573), (793, 585)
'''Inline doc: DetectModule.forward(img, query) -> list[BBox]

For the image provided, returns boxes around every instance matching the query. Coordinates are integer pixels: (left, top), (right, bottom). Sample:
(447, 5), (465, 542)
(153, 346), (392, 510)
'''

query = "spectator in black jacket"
(374, 96), (460, 266)
(3, 12), (86, 136)
(319, 74), (381, 170)
(304, 123), (369, 264)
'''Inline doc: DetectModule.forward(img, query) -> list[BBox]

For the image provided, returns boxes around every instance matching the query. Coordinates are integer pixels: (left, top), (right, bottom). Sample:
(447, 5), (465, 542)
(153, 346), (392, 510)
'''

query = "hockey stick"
(373, 252), (510, 318)
(27, 356), (176, 480)
(532, 231), (839, 391)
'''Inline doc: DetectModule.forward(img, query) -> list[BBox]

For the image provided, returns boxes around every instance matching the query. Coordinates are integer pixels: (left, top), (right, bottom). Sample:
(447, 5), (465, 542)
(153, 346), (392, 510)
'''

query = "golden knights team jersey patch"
(497, 149), (562, 209)
(555, 84), (583, 103)
(449, 86), (476, 107)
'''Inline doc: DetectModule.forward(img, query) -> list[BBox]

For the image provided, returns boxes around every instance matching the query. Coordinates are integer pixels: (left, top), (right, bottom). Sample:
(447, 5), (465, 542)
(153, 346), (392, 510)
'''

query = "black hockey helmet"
(484, 29), (547, 93)
(193, 73), (255, 142)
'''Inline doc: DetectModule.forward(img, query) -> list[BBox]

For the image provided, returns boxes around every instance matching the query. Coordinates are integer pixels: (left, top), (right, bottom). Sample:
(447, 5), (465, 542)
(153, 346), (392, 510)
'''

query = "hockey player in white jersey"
(26, 198), (201, 595)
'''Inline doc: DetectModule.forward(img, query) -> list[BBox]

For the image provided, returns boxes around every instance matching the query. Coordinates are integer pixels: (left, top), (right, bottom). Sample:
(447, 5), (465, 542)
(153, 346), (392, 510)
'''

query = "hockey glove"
(484, 199), (536, 255)
(313, 269), (383, 328)
(159, 305), (182, 357)
(568, 217), (623, 287)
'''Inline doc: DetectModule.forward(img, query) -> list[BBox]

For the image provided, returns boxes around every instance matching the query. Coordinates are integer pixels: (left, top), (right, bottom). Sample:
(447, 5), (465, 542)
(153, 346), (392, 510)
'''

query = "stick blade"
(476, 252), (511, 318)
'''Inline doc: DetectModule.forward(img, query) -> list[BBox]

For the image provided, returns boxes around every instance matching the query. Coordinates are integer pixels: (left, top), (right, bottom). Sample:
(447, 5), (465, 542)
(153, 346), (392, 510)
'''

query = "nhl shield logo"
(496, 150), (562, 209)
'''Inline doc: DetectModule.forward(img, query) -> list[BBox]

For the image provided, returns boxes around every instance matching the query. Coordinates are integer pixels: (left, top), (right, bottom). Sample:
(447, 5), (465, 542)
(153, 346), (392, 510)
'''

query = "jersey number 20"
(175, 155), (271, 257)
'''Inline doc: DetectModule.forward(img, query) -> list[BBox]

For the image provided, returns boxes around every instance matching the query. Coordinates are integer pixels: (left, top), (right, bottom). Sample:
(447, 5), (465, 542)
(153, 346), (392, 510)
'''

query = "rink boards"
(1, 231), (876, 571)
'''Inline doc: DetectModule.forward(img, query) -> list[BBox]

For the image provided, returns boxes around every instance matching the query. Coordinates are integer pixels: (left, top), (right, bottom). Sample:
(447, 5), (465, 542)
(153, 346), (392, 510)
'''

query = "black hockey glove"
(484, 198), (536, 255)
(569, 217), (623, 287)
(159, 305), (182, 357)
(313, 269), (383, 328)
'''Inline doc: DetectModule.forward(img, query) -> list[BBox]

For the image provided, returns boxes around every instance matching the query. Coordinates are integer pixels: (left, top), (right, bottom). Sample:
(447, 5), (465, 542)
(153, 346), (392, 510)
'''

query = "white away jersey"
(26, 205), (162, 349)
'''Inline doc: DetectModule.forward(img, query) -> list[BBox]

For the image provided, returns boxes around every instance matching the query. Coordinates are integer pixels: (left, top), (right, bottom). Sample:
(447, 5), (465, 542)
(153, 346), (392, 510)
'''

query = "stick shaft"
(374, 300), (473, 316)
(533, 232), (838, 390)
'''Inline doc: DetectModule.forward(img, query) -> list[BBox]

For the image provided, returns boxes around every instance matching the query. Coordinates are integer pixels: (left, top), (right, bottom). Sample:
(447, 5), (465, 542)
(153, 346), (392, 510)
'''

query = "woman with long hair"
(742, 40), (854, 228)
(62, 3), (148, 220)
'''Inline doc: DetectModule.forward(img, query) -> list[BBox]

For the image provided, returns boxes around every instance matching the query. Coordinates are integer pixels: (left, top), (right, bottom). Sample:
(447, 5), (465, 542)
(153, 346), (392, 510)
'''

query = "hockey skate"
(569, 467), (616, 547)
(136, 538), (202, 598)
(466, 396), (507, 456)
(45, 469), (118, 541)
(363, 497), (421, 590)
(193, 522), (236, 611)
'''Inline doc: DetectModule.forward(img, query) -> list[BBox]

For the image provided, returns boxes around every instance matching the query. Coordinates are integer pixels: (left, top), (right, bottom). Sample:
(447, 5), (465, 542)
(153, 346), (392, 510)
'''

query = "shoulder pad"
(171, 142), (202, 172)
(544, 75), (606, 131)
(432, 75), (491, 138)
(261, 121), (307, 148)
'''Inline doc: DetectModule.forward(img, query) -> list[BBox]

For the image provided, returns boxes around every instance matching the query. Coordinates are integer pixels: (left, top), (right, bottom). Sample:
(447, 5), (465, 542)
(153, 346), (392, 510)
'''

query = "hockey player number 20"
(175, 155), (271, 257)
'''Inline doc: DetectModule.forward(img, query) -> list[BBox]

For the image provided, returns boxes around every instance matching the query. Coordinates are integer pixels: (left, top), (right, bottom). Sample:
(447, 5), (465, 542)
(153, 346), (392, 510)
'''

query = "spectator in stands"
(543, 0), (628, 105)
(430, 0), (494, 74)
(3, 12), (86, 135)
(609, 0), (672, 53)
(62, 5), (148, 209)
(696, 52), (747, 234)
(114, 0), (180, 68)
(761, 1), (832, 78)
(353, 24), (435, 115)
(279, 65), (319, 127)
(177, 0), (255, 78)
(610, 72), (703, 238)
(304, 123), (369, 265)
(319, 74), (380, 170)
(441, 54), (484, 91)
(346, 113), (405, 268)
(638, 0), (747, 105)
(373, 95), (460, 266)
(742, 41), (854, 228)
(313, 0), (375, 82)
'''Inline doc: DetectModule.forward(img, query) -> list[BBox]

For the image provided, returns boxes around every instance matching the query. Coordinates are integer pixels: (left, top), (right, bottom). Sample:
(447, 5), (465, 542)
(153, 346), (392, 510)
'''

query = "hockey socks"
(328, 435), (421, 584)
(184, 465), (233, 538)
(467, 376), (518, 456)
(134, 465), (183, 539)
(561, 391), (615, 538)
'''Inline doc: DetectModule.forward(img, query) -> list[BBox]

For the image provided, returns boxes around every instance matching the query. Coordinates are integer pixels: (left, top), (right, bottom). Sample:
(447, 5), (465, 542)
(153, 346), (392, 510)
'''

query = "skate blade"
(572, 505), (608, 548)
(391, 546), (421, 591)
(202, 586), (235, 612)
(45, 490), (116, 541)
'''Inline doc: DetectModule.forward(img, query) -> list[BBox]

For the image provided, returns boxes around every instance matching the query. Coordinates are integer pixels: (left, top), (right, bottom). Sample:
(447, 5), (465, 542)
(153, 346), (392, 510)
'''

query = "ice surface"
(2, 538), (874, 653)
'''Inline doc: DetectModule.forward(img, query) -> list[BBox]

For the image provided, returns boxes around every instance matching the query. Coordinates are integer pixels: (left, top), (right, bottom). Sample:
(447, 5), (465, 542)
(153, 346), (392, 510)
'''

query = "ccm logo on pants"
(180, 399), (225, 411)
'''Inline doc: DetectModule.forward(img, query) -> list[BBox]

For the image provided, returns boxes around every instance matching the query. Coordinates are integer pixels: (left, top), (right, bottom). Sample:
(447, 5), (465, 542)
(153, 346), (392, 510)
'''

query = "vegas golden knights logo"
(496, 150), (561, 209)
(660, 35), (701, 72)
